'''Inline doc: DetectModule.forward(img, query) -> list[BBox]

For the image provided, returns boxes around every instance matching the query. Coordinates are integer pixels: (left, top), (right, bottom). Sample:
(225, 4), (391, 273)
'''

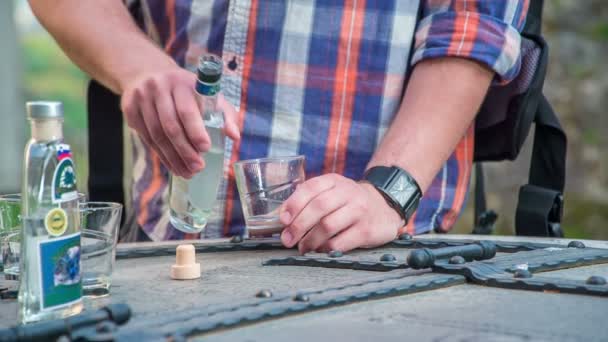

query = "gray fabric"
(477, 37), (541, 129)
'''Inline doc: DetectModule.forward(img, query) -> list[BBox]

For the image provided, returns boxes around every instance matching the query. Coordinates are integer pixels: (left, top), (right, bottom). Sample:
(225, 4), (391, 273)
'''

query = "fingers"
(120, 68), (215, 178)
(140, 94), (186, 175)
(297, 203), (359, 254)
(279, 175), (338, 247)
(318, 224), (367, 254)
(218, 95), (241, 141)
(126, 106), (172, 169)
(174, 83), (211, 152)
(155, 88), (204, 176)
(122, 87), (176, 172)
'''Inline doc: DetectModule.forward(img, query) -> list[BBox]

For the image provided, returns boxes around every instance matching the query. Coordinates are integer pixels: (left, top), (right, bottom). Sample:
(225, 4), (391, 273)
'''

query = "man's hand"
(279, 174), (404, 254)
(120, 66), (240, 178)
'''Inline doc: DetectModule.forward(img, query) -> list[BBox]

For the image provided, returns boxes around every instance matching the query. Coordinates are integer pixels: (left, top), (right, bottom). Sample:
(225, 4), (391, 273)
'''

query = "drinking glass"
(80, 202), (122, 297)
(1, 194), (21, 279)
(233, 156), (305, 236)
(0, 193), (86, 280)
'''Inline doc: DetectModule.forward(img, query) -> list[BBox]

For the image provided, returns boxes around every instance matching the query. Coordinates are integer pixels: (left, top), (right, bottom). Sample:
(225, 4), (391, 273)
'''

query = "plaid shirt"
(129, 0), (529, 241)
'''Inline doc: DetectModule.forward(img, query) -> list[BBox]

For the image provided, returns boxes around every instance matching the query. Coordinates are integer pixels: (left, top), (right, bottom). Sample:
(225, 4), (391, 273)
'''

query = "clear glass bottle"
(169, 54), (226, 234)
(19, 101), (82, 324)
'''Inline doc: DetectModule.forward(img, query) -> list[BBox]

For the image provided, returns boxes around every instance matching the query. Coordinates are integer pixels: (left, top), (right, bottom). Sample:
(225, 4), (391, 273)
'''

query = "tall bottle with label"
(169, 54), (226, 234)
(19, 101), (82, 324)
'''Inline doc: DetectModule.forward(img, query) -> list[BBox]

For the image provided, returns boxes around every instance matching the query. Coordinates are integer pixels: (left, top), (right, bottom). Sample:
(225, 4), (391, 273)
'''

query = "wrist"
(115, 54), (178, 94)
(359, 182), (405, 227)
(360, 165), (422, 225)
(366, 159), (429, 194)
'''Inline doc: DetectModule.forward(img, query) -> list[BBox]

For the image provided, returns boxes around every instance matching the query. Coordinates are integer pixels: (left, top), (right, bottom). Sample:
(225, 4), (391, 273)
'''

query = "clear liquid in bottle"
(169, 54), (226, 234)
(19, 101), (82, 324)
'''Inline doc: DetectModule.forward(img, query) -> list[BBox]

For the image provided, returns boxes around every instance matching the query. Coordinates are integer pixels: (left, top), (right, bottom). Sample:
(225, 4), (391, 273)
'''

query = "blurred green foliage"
(589, 23), (608, 41)
(22, 33), (89, 191)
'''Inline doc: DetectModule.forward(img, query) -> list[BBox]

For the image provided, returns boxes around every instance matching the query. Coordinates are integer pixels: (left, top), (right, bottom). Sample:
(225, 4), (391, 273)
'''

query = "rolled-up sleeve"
(411, 0), (529, 84)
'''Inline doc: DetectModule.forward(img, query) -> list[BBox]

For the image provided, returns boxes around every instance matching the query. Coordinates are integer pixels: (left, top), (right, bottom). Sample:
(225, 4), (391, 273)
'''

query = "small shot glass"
(233, 156), (305, 237)
(80, 202), (122, 297)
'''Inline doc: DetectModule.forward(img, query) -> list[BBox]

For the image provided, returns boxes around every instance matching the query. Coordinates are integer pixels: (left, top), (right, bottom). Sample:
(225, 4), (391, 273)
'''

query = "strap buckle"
(472, 210), (498, 235)
(515, 184), (564, 237)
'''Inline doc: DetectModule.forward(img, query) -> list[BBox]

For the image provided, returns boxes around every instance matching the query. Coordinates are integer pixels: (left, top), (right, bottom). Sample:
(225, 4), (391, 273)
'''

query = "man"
(30, 0), (529, 253)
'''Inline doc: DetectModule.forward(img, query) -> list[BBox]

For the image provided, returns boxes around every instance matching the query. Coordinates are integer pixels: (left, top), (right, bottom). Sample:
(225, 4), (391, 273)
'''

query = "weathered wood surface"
(1, 235), (607, 341)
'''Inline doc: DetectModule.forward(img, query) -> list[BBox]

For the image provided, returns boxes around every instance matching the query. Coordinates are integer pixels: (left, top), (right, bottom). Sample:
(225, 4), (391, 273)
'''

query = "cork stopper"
(26, 101), (64, 141)
(31, 120), (63, 141)
(170, 244), (201, 280)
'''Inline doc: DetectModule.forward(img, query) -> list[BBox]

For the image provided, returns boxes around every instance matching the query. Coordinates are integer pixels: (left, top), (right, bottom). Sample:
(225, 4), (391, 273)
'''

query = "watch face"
(388, 173), (416, 206)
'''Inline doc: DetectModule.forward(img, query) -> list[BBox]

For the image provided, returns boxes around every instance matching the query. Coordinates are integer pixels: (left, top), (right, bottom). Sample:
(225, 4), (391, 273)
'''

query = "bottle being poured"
(169, 54), (226, 234)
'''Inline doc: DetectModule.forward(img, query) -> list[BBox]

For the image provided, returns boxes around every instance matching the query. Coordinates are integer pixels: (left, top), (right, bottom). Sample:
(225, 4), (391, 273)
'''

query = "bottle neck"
(196, 79), (220, 116)
(200, 94), (218, 113)
(30, 119), (63, 141)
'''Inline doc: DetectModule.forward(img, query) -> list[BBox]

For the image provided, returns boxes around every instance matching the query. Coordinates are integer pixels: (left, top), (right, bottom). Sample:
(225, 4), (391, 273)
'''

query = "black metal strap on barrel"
(515, 94), (566, 237)
(0, 304), (131, 342)
(407, 241), (497, 269)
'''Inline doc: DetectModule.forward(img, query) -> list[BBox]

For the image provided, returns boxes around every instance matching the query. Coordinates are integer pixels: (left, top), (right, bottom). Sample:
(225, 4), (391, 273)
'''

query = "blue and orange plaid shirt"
(128, 0), (529, 241)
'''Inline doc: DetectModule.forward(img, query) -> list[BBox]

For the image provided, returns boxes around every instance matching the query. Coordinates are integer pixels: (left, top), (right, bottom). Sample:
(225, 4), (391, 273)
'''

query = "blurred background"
(0, 1), (606, 239)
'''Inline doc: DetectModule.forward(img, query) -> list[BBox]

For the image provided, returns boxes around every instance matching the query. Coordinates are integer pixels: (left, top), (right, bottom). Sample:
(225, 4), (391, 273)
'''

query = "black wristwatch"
(361, 166), (422, 225)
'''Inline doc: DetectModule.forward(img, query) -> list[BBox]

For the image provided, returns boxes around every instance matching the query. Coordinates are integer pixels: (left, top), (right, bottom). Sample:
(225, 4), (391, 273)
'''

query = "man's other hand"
(278, 173), (404, 254)
(120, 66), (240, 178)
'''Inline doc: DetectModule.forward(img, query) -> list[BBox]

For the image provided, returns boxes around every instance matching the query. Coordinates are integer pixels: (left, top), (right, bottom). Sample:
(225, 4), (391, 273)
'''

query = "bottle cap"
(26, 101), (64, 120)
(170, 244), (201, 280)
(197, 54), (222, 84)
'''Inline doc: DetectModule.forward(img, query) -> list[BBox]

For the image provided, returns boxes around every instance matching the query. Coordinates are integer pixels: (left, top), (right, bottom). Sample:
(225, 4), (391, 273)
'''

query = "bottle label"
(52, 144), (78, 204)
(38, 232), (82, 310)
(196, 80), (220, 96)
(45, 207), (68, 236)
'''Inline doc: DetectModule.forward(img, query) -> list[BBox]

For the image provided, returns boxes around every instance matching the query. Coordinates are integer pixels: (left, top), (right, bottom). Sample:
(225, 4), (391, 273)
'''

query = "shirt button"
(228, 56), (238, 71)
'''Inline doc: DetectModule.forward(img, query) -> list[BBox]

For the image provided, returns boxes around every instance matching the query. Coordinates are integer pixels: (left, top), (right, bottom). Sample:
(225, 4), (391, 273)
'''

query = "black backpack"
(472, 0), (567, 237)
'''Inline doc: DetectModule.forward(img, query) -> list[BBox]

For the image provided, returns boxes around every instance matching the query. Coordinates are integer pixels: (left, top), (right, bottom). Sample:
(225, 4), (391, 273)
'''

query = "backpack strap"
(472, 0), (548, 235)
(523, 0), (543, 35)
(514, 0), (568, 237)
(515, 94), (567, 237)
(472, 163), (497, 235)
(87, 80), (125, 215)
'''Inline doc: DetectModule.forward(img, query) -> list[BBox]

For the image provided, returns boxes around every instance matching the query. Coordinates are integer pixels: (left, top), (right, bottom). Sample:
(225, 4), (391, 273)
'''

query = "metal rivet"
(328, 250), (343, 258)
(513, 269), (532, 279)
(380, 254), (396, 262)
(398, 233), (412, 241)
(293, 293), (310, 302)
(567, 241), (585, 248)
(230, 235), (243, 243)
(586, 276), (607, 285)
(449, 255), (466, 264)
(256, 289), (273, 298)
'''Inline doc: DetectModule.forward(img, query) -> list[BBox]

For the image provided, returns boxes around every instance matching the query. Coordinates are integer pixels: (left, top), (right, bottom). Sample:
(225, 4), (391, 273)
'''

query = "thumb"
(218, 94), (241, 141)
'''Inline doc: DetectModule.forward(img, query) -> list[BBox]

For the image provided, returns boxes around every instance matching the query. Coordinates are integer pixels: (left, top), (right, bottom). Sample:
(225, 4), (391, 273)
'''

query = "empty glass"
(0, 193), (86, 280)
(233, 156), (305, 236)
(80, 202), (122, 297)
(1, 194), (21, 279)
